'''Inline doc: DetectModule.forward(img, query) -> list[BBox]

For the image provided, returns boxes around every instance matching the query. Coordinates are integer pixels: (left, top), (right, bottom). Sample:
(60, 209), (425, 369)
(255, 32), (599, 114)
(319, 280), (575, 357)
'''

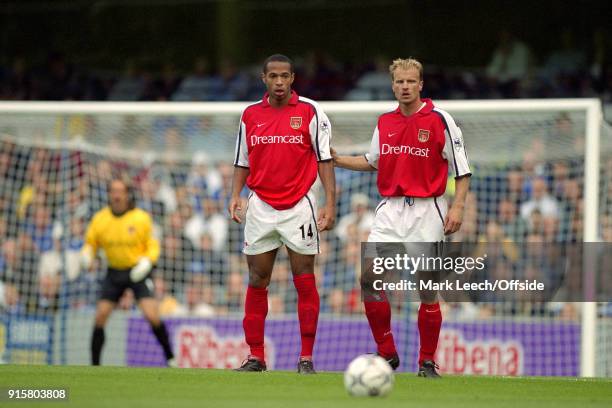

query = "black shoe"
(235, 357), (267, 372)
(297, 359), (316, 374)
(376, 352), (400, 370)
(418, 360), (441, 378)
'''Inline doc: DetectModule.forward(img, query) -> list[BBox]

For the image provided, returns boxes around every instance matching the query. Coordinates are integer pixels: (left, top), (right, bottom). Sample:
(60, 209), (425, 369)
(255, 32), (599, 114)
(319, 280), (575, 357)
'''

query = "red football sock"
(293, 274), (320, 358)
(418, 302), (442, 366)
(364, 292), (397, 358)
(243, 285), (268, 361)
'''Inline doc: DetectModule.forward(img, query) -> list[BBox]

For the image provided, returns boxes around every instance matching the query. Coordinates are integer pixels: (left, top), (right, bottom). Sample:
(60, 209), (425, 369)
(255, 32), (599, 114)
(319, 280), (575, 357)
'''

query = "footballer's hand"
(330, 147), (338, 163)
(228, 196), (243, 223)
(444, 206), (463, 235)
(317, 206), (336, 232)
(130, 257), (153, 283)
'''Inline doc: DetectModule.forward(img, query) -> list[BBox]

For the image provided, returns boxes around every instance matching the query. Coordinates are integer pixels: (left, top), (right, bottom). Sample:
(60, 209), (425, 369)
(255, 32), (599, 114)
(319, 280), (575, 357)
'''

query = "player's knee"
(248, 270), (270, 288)
(94, 304), (114, 326)
(290, 257), (315, 276)
(143, 309), (161, 326)
(139, 300), (160, 322)
(94, 313), (109, 327)
(419, 290), (437, 304)
(291, 265), (314, 277)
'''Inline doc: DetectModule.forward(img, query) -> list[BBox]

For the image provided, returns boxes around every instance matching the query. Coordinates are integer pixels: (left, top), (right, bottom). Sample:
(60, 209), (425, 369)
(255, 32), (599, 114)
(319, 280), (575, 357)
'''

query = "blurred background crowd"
(1, 27), (611, 103)
(0, 0), (611, 105)
(0, 0), (611, 320)
(0, 131), (610, 318)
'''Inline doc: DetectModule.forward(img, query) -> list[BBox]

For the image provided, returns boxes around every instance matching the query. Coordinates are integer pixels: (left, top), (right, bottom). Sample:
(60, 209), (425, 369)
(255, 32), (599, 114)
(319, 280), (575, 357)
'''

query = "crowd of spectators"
(0, 124), (610, 319)
(0, 27), (611, 318)
(0, 29), (610, 103)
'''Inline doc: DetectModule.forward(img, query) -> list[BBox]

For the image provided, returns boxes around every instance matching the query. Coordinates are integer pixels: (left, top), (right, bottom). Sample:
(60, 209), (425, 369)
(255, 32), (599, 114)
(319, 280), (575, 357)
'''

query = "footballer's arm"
(331, 148), (377, 172)
(317, 160), (336, 231)
(229, 166), (249, 223)
(444, 175), (471, 235)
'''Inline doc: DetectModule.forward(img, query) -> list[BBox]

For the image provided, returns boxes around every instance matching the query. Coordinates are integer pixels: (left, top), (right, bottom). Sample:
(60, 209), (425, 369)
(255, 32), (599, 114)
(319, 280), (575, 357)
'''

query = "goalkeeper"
(81, 178), (175, 366)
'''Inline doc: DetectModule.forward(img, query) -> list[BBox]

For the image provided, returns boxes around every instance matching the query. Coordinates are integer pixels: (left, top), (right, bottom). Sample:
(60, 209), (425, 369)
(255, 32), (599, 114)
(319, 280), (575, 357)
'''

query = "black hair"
(262, 54), (294, 73)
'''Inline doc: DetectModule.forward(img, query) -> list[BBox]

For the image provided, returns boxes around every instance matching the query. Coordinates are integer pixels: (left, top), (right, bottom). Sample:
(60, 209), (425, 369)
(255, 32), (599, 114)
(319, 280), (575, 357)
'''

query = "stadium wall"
(28, 313), (587, 376)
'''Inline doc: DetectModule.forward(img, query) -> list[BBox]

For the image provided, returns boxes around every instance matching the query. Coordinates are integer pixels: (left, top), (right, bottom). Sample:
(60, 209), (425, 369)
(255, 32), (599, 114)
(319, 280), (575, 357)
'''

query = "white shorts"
(243, 190), (319, 255)
(368, 196), (447, 243)
(365, 196), (447, 271)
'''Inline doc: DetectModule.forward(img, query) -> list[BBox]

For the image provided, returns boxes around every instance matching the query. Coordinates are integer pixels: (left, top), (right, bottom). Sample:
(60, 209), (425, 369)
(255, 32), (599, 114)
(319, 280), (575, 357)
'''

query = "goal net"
(0, 99), (609, 377)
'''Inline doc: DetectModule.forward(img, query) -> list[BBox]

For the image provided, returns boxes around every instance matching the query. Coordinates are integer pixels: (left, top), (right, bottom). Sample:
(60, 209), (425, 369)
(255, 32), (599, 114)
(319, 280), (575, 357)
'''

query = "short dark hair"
(108, 178), (136, 210)
(262, 54), (294, 73)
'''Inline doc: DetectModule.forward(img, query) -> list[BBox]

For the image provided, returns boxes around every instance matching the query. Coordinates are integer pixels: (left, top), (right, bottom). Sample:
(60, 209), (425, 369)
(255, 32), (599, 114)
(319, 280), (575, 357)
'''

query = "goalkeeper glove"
(130, 257), (153, 282)
(80, 245), (94, 271)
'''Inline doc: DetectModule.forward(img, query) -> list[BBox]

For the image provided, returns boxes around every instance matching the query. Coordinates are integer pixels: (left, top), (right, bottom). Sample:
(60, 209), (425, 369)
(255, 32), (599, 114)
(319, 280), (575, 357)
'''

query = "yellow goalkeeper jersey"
(84, 207), (160, 269)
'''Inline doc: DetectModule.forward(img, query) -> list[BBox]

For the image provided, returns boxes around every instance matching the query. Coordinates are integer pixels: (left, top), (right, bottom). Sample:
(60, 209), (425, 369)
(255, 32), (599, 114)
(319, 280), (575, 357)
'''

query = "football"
(343, 354), (394, 397)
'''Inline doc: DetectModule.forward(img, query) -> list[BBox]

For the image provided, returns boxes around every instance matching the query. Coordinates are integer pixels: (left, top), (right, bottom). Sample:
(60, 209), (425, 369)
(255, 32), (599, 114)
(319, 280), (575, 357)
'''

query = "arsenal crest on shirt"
(290, 116), (302, 130)
(418, 129), (430, 143)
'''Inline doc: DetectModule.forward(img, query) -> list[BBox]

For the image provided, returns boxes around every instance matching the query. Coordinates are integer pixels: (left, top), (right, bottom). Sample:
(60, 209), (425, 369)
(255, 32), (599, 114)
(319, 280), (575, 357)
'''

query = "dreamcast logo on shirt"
(381, 143), (430, 157)
(251, 134), (304, 146)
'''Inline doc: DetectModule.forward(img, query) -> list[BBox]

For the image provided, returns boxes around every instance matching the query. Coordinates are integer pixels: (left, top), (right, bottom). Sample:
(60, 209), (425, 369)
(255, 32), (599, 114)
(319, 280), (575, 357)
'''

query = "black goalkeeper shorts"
(100, 267), (155, 303)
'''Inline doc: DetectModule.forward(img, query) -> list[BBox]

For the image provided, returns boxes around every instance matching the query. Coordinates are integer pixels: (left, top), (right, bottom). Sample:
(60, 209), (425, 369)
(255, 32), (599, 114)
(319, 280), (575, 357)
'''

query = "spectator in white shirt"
(520, 176), (559, 221)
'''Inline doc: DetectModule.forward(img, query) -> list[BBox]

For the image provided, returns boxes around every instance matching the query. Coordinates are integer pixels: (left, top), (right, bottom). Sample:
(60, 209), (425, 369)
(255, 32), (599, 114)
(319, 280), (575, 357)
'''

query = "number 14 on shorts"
(299, 223), (314, 239)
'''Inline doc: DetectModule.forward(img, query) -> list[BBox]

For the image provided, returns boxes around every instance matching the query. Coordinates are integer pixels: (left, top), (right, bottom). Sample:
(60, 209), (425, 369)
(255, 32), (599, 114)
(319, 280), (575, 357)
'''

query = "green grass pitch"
(1, 365), (611, 408)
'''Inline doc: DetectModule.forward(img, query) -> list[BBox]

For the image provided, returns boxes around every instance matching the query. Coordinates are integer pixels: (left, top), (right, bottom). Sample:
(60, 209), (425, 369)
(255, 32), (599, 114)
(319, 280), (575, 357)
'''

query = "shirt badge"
(320, 120), (330, 136)
(418, 129), (430, 143)
(290, 116), (302, 130)
(453, 138), (463, 151)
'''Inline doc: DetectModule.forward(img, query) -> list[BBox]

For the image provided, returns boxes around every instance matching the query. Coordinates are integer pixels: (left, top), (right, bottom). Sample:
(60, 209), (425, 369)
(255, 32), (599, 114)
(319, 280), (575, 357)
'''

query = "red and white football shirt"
(234, 91), (332, 210)
(365, 98), (471, 198)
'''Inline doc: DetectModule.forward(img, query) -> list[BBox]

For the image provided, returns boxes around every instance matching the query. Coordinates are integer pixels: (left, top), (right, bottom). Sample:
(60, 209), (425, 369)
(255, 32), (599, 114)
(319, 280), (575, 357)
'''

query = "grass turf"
(1, 365), (611, 408)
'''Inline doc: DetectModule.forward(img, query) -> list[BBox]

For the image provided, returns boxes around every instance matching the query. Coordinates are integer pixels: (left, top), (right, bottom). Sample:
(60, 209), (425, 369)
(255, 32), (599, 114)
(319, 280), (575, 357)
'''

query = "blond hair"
(389, 58), (423, 81)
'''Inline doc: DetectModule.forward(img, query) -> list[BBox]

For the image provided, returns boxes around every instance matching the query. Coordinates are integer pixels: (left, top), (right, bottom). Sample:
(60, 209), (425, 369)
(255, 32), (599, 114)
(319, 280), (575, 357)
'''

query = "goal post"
(0, 98), (608, 376)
